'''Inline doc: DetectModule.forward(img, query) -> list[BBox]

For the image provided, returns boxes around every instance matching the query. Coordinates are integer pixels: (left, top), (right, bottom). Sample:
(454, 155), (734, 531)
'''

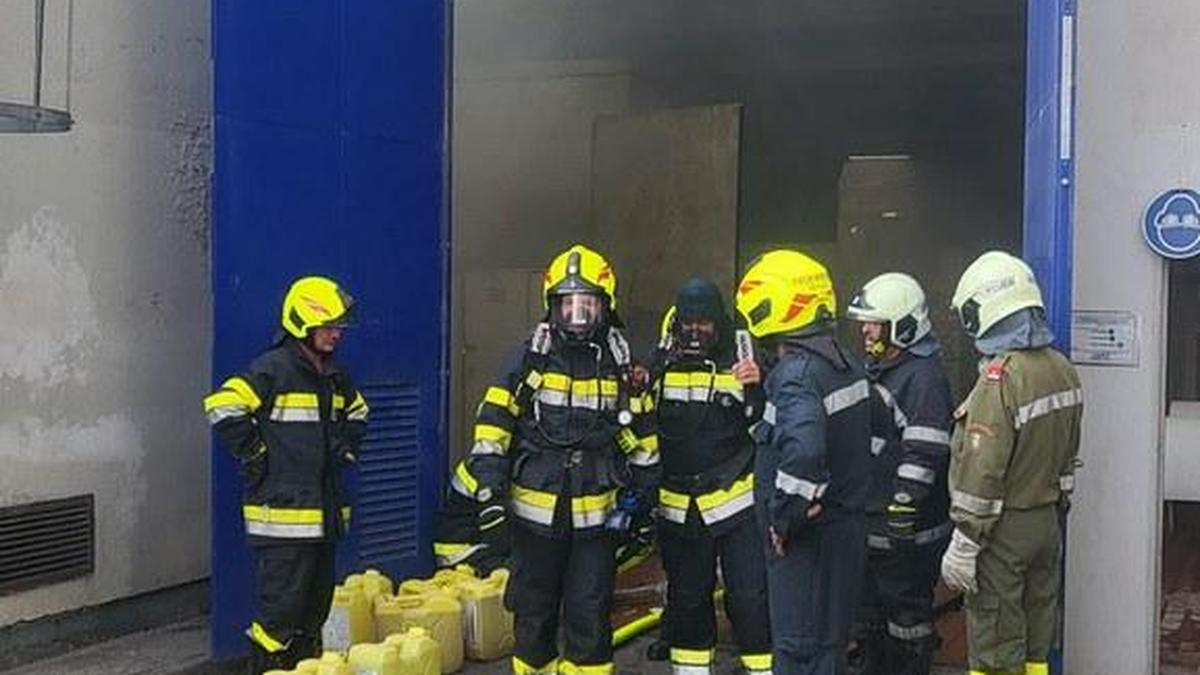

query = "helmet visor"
(552, 293), (602, 336)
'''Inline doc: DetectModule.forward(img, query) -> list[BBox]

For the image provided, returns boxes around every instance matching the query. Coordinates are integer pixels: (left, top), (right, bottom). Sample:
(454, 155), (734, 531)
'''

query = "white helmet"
(951, 251), (1044, 338)
(846, 272), (932, 349)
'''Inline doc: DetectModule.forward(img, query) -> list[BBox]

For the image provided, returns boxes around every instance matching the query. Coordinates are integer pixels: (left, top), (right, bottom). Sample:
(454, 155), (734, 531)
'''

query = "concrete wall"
(1067, 1), (1200, 671)
(0, 1), (211, 625)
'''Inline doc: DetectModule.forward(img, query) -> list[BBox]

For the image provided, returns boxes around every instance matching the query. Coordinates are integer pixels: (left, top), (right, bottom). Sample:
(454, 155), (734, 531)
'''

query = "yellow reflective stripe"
(695, 473), (754, 511)
(671, 647), (714, 665)
(454, 462), (479, 496)
(1025, 663), (1049, 675)
(274, 392), (319, 408)
(559, 660), (613, 675)
(638, 434), (659, 453)
(512, 485), (556, 509)
(659, 488), (691, 510)
(740, 652), (772, 671)
(433, 542), (486, 566)
(243, 505), (322, 524)
(663, 372), (691, 387)
(513, 656), (559, 674)
(483, 386), (519, 414)
(474, 424), (512, 448)
(345, 392), (369, 420)
(333, 394), (346, 410)
(541, 372), (571, 391)
(223, 377), (262, 411)
(203, 390), (246, 412)
(341, 506), (351, 524)
(572, 490), (617, 513)
(248, 621), (286, 653)
(510, 485), (557, 525)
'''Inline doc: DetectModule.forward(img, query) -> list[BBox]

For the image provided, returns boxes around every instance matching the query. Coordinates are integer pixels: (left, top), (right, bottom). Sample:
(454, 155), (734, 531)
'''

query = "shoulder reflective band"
(951, 489), (1004, 516)
(824, 379), (870, 416)
(1015, 387), (1083, 429)
(872, 382), (910, 429)
(775, 470), (828, 500)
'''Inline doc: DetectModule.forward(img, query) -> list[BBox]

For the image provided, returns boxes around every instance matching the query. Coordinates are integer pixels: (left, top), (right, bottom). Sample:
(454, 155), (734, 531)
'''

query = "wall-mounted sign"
(1144, 189), (1200, 259)
(1070, 310), (1139, 367)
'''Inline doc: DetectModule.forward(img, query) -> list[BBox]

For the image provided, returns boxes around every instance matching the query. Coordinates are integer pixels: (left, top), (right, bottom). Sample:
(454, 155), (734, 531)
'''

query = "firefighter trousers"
(248, 542), (336, 673)
(507, 523), (616, 672)
(965, 505), (1060, 674)
(660, 513), (772, 671)
(851, 518), (948, 675)
(765, 512), (866, 675)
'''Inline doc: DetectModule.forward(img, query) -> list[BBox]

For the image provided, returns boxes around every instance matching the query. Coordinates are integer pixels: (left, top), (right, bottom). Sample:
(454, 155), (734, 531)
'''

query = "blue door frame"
(1023, 2), (1075, 672)
(209, 0), (1074, 662)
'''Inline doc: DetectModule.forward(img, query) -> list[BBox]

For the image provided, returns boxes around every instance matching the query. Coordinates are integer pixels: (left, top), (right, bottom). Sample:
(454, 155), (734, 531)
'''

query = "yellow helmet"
(542, 244), (617, 309)
(280, 276), (355, 339)
(951, 251), (1044, 338)
(735, 249), (836, 338)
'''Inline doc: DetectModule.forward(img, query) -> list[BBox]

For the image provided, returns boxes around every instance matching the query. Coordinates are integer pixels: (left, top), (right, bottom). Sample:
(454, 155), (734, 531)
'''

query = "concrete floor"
(0, 616), (975, 675)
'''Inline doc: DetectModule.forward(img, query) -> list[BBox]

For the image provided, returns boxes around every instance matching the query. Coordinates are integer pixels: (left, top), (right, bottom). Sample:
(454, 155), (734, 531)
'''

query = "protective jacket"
(949, 347), (1082, 544)
(456, 324), (659, 538)
(651, 345), (761, 537)
(204, 339), (369, 545)
(866, 347), (953, 540)
(753, 334), (872, 532)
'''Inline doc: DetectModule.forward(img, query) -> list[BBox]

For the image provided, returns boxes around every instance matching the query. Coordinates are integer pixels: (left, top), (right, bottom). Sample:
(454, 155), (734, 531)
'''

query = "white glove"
(941, 528), (982, 594)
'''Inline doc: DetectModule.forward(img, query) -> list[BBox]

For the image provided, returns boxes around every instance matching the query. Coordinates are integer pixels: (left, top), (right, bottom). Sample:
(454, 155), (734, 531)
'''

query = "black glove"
(238, 442), (267, 487)
(770, 491), (817, 540)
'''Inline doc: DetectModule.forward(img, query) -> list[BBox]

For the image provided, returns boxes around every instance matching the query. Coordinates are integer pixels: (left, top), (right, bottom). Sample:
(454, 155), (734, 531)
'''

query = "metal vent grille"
(355, 384), (421, 566)
(0, 495), (94, 595)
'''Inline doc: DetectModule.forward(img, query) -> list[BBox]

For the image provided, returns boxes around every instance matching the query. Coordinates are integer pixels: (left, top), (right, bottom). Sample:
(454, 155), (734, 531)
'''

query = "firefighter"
(734, 250), (872, 675)
(943, 251), (1083, 675)
(454, 244), (659, 674)
(431, 459), (510, 575)
(203, 276), (368, 673)
(649, 278), (772, 675)
(845, 273), (953, 675)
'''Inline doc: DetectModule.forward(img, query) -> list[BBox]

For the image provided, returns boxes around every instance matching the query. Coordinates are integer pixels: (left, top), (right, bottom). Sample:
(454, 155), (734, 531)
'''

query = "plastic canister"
(322, 583), (375, 652)
(458, 568), (514, 661)
(398, 577), (461, 601)
(372, 594), (408, 641)
(360, 569), (394, 598)
(383, 627), (441, 675)
(384, 593), (463, 673)
(347, 642), (401, 675)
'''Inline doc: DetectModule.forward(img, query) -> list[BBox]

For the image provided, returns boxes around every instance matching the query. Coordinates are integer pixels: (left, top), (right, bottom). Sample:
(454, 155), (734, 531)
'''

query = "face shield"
(551, 292), (603, 338)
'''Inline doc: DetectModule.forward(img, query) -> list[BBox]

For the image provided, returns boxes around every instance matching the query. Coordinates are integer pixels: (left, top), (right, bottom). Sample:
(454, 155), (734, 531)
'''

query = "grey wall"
(0, 1), (211, 625)
(1067, 1), (1200, 671)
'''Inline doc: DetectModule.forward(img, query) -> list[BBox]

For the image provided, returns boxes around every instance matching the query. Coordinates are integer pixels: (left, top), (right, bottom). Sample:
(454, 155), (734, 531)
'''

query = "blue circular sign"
(1144, 189), (1200, 259)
